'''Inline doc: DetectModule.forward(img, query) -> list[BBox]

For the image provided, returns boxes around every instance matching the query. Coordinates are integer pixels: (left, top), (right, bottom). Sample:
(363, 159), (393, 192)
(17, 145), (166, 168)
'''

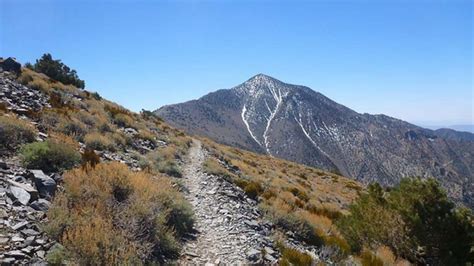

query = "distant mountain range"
(422, 124), (474, 134)
(155, 74), (474, 208)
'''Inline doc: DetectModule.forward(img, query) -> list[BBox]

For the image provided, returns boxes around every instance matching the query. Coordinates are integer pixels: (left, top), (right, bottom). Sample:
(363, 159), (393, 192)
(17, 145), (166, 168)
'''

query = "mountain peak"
(247, 73), (279, 84)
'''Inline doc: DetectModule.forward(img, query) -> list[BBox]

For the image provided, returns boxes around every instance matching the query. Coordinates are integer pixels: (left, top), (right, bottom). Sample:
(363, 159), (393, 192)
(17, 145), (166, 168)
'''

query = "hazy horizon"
(1, 0), (472, 125)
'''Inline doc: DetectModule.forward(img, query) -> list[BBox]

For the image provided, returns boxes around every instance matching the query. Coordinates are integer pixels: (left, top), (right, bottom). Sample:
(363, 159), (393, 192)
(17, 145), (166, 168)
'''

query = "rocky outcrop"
(0, 58), (21, 75)
(0, 72), (50, 115)
(0, 158), (56, 264)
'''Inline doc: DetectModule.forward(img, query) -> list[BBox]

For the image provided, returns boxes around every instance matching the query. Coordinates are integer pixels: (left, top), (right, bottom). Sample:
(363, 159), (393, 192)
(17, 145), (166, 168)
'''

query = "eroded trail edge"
(179, 140), (277, 264)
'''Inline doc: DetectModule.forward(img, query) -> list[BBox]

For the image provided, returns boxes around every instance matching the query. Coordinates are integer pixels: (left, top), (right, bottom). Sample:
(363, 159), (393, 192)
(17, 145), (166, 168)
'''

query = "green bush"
(0, 116), (36, 154)
(337, 179), (474, 265)
(46, 244), (70, 265)
(156, 161), (182, 178)
(146, 148), (183, 177)
(20, 140), (81, 173)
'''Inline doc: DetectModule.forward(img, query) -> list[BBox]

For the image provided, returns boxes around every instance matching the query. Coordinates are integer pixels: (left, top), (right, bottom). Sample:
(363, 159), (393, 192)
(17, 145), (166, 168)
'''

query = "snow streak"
(241, 105), (262, 146)
(295, 114), (331, 158)
(263, 87), (284, 155)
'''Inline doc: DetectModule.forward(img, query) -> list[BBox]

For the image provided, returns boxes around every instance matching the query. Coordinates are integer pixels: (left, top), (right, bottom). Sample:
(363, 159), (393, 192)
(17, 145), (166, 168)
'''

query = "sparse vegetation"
(84, 132), (115, 151)
(27, 53), (85, 89)
(201, 138), (361, 261)
(337, 179), (474, 265)
(20, 137), (81, 173)
(277, 242), (312, 266)
(145, 147), (183, 177)
(8, 63), (466, 265)
(45, 162), (194, 264)
(0, 115), (37, 154)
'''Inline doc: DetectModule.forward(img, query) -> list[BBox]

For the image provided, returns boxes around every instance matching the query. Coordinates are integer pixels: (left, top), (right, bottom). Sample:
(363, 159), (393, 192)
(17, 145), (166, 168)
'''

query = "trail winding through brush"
(179, 140), (277, 265)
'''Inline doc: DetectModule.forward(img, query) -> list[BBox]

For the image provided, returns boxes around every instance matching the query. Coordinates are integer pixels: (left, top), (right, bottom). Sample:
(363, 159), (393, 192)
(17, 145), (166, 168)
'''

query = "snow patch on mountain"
(295, 114), (331, 158)
(263, 86), (286, 154)
(242, 105), (262, 146)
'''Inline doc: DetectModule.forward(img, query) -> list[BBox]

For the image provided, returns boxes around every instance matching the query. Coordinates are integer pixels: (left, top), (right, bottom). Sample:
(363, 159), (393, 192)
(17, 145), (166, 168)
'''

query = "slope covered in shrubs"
(26, 53), (85, 89)
(0, 115), (37, 154)
(1, 58), (194, 264)
(45, 162), (193, 264)
(338, 179), (474, 265)
(200, 139), (474, 264)
(1, 55), (472, 265)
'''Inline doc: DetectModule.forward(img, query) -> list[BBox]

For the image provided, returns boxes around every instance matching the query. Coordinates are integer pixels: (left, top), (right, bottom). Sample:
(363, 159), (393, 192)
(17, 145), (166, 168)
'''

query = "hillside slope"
(156, 74), (474, 208)
(0, 65), (364, 264)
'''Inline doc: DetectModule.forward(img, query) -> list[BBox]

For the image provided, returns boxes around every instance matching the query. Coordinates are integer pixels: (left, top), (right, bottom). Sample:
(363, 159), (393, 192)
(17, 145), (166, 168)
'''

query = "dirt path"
(179, 140), (277, 265)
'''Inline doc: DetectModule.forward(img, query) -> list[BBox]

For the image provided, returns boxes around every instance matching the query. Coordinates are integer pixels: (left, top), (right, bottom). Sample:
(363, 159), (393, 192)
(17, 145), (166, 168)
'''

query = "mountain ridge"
(155, 74), (474, 208)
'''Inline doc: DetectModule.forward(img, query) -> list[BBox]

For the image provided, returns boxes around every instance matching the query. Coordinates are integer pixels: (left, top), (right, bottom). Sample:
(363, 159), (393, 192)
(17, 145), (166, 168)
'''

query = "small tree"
(31, 53), (85, 89)
(338, 179), (474, 265)
(388, 178), (474, 265)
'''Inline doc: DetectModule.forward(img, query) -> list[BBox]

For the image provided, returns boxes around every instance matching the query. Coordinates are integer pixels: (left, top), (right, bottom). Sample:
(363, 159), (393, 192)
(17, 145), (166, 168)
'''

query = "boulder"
(8, 186), (31, 205)
(246, 248), (261, 261)
(11, 221), (29, 230)
(7, 180), (39, 201)
(0, 57), (21, 75)
(28, 170), (56, 198)
(4, 250), (26, 259)
(30, 199), (50, 212)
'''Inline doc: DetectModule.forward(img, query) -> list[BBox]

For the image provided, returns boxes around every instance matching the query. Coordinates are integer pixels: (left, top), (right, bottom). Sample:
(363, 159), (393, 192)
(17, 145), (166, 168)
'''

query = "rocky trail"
(179, 140), (278, 265)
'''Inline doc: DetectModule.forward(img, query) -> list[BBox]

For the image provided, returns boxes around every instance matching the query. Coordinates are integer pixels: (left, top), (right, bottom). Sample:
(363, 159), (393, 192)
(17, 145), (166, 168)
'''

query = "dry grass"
(18, 68), (77, 94)
(84, 132), (115, 151)
(45, 162), (194, 264)
(0, 114), (37, 154)
(200, 138), (362, 259)
(375, 246), (397, 265)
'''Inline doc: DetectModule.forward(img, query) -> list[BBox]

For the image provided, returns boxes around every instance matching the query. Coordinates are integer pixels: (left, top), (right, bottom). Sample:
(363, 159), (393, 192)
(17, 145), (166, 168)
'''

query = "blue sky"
(1, 0), (472, 126)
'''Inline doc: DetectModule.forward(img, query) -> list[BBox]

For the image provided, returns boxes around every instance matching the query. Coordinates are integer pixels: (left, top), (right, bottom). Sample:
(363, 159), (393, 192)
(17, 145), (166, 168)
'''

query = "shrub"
(0, 116), (36, 154)
(137, 130), (157, 144)
(360, 250), (383, 266)
(84, 132), (115, 151)
(374, 246), (396, 265)
(59, 119), (87, 140)
(278, 243), (312, 266)
(113, 113), (134, 128)
(46, 244), (71, 265)
(243, 180), (263, 200)
(20, 139), (81, 173)
(27, 78), (50, 92)
(91, 92), (102, 100)
(337, 183), (410, 255)
(146, 147), (183, 177)
(45, 162), (193, 263)
(289, 187), (309, 202)
(30, 53), (85, 89)
(266, 207), (323, 246)
(306, 205), (342, 220)
(157, 162), (182, 177)
(387, 178), (474, 265)
(203, 158), (234, 179)
(338, 179), (474, 265)
(81, 148), (100, 169)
